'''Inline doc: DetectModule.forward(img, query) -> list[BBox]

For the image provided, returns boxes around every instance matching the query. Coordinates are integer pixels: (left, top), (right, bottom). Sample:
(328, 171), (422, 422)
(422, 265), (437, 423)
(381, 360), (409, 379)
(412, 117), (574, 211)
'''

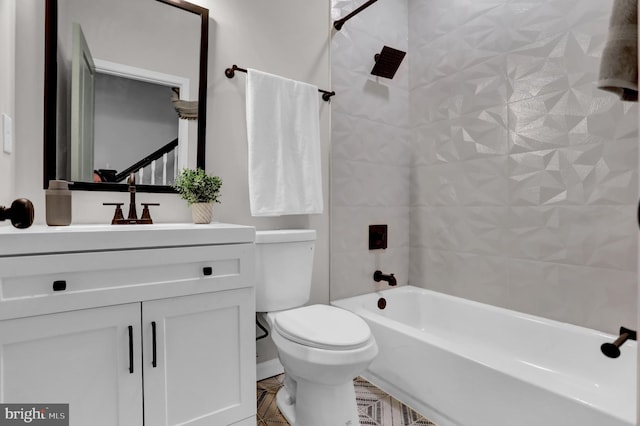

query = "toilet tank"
(255, 229), (316, 312)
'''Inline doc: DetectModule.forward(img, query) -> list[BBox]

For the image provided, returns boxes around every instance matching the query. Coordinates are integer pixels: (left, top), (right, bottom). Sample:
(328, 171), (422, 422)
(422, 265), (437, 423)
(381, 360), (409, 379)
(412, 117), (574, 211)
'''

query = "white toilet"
(256, 229), (378, 426)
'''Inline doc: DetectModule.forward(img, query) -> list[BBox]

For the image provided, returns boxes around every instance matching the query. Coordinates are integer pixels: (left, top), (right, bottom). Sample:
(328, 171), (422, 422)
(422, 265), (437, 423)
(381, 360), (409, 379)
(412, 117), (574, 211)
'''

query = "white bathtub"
(332, 286), (637, 426)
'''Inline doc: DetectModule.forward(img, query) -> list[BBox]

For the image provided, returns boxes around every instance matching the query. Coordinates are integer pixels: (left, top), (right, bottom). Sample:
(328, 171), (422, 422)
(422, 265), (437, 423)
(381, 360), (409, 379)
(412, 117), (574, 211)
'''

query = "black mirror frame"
(43, 0), (208, 193)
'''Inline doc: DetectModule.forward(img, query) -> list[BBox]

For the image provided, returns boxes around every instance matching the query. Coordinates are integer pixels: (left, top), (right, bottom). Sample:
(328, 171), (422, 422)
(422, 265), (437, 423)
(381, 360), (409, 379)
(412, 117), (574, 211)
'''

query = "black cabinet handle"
(128, 325), (134, 374)
(151, 321), (157, 368)
(52, 280), (66, 291)
(203, 266), (213, 276)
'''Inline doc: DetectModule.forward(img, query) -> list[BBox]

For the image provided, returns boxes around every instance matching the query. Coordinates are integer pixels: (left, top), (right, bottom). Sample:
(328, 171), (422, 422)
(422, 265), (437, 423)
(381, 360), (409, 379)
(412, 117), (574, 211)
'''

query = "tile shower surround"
(331, 0), (411, 301)
(331, 0), (638, 333)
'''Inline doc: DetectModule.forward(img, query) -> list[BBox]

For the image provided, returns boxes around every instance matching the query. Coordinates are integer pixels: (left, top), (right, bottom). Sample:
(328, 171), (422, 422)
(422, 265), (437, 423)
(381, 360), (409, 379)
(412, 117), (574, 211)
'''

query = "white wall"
(409, 0), (638, 334)
(0, 0), (16, 211)
(14, 0), (330, 365)
(330, 0), (411, 300)
(200, 0), (331, 364)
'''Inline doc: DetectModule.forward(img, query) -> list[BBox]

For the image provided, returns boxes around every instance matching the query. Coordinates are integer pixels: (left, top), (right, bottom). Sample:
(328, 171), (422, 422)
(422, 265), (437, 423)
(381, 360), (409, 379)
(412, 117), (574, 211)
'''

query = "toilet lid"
(273, 304), (372, 350)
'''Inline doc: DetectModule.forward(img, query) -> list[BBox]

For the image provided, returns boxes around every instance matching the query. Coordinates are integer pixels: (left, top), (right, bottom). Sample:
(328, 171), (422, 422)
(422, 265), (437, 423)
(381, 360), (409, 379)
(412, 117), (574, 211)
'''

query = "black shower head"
(371, 46), (406, 79)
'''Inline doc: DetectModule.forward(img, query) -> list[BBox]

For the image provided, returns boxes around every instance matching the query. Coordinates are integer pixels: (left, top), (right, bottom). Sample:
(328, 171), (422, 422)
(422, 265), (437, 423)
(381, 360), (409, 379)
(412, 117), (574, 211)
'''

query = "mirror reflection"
(91, 71), (180, 184)
(45, 0), (208, 192)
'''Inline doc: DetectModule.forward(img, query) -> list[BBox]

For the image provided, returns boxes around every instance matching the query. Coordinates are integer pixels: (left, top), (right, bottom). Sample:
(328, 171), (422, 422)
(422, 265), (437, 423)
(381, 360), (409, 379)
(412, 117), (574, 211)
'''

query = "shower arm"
(333, 0), (379, 31)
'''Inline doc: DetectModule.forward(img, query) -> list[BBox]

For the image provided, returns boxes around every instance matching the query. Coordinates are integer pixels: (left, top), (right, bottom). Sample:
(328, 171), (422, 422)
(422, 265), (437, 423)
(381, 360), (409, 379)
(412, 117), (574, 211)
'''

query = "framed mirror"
(44, 0), (208, 193)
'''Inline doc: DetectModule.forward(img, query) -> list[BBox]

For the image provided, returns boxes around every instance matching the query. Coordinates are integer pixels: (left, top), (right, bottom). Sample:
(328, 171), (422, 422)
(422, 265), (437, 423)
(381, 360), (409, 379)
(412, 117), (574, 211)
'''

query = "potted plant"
(173, 168), (222, 224)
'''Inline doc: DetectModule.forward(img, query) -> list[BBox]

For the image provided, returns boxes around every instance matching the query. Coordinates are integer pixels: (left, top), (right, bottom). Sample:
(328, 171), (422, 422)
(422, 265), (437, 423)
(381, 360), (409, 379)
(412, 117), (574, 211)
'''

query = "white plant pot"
(191, 203), (213, 224)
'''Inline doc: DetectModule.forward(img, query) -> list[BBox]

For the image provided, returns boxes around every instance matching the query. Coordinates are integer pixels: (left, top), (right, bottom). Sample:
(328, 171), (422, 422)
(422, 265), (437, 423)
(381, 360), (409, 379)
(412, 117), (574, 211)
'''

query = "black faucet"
(373, 270), (397, 286)
(127, 173), (138, 221)
(103, 173), (159, 224)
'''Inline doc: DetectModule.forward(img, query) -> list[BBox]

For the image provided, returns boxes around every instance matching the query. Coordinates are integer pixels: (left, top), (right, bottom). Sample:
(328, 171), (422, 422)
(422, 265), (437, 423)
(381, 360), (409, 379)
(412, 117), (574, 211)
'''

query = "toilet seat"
(273, 304), (371, 350)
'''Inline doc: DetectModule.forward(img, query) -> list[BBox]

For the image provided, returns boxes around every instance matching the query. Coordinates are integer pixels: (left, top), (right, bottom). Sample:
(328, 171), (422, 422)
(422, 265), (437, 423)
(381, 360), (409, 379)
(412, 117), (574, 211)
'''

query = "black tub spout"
(373, 270), (397, 286)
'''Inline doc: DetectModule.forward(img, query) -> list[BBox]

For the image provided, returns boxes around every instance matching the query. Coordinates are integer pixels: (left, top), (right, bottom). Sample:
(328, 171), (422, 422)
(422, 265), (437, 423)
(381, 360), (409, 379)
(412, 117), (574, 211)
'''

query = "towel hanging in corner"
(597, 0), (638, 101)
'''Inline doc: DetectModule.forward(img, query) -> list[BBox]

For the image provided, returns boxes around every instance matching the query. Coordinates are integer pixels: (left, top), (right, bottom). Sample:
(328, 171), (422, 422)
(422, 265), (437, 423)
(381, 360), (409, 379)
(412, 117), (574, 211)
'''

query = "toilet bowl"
(256, 230), (378, 426)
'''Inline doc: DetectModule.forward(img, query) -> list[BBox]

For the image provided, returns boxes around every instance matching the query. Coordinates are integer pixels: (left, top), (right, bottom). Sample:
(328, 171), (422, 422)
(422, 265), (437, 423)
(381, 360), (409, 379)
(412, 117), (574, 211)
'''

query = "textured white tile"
(332, 68), (409, 128)
(505, 206), (568, 262)
(332, 159), (410, 208)
(414, 112), (508, 165)
(333, 0), (637, 333)
(411, 122), (440, 167)
(330, 246), (410, 300)
(409, 206), (430, 248)
(506, 259), (637, 333)
(332, 113), (411, 166)
(411, 206), (507, 256)
(507, 32), (606, 104)
(331, 158), (367, 207)
(508, 94), (588, 152)
(332, 205), (410, 253)
(330, 250), (378, 300)
(409, 0), (504, 51)
(404, 0), (637, 333)
(506, 0), (612, 47)
(507, 206), (638, 271)
(508, 143), (638, 206)
(410, 56), (508, 126)
(413, 158), (509, 207)
(413, 249), (508, 305)
(561, 206), (637, 270)
(409, 83), (452, 125)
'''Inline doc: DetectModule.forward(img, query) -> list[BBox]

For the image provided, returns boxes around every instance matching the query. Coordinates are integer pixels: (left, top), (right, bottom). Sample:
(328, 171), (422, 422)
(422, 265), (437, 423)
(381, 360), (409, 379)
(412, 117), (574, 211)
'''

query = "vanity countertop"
(0, 223), (256, 257)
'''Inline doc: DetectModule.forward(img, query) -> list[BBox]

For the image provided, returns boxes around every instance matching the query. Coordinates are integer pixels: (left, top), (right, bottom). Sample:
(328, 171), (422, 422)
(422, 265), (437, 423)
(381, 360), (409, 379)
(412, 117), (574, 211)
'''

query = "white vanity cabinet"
(143, 289), (255, 426)
(0, 303), (144, 425)
(0, 224), (257, 426)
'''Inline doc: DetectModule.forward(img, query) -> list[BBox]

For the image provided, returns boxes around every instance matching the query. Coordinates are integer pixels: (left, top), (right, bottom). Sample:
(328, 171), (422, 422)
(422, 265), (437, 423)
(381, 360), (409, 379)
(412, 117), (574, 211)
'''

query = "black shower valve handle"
(0, 198), (35, 229)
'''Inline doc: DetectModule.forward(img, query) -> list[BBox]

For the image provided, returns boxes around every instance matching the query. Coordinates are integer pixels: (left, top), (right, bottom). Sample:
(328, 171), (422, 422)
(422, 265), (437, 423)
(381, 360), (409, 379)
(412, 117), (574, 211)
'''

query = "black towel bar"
(224, 65), (335, 101)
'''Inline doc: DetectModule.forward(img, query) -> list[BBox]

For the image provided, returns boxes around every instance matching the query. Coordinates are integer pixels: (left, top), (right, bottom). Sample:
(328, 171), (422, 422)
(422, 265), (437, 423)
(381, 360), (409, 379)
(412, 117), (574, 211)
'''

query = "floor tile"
(256, 374), (437, 426)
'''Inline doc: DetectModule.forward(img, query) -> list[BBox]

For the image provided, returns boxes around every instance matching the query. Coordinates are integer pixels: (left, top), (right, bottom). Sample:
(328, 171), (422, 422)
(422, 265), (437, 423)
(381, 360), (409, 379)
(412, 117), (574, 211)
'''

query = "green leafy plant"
(173, 168), (222, 205)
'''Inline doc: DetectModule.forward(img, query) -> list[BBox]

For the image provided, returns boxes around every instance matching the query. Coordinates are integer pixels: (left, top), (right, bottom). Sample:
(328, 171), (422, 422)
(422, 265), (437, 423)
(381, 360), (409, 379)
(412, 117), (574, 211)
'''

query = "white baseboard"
(257, 357), (284, 381)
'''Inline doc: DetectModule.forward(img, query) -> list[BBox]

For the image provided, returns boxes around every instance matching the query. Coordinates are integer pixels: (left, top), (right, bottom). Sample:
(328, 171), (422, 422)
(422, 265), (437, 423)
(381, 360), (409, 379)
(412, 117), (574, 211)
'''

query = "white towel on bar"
(246, 68), (323, 216)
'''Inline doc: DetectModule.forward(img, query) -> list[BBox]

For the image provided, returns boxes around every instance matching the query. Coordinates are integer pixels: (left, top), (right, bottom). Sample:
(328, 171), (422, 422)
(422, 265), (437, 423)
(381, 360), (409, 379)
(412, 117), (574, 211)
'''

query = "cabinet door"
(0, 303), (143, 426)
(143, 288), (256, 426)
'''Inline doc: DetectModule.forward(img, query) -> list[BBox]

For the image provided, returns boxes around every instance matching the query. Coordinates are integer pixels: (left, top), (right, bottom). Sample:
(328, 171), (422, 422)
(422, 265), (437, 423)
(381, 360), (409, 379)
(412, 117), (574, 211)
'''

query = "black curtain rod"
(224, 65), (335, 101)
(333, 0), (379, 31)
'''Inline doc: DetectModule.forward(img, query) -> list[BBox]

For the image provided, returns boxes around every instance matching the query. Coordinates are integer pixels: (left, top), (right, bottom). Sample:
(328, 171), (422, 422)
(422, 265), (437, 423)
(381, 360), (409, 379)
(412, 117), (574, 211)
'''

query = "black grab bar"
(601, 326), (636, 358)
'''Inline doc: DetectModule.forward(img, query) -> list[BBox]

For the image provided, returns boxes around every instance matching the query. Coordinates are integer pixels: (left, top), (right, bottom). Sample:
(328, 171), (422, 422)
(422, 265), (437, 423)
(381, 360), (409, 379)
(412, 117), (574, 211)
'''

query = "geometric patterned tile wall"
(409, 0), (638, 333)
(330, 0), (411, 301)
